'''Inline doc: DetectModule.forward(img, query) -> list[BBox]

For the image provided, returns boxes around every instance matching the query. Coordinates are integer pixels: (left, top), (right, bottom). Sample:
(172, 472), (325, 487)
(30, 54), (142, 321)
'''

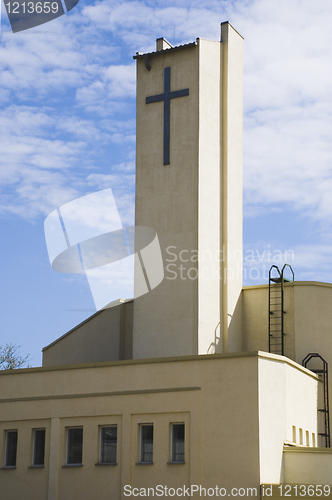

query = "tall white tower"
(133, 22), (243, 359)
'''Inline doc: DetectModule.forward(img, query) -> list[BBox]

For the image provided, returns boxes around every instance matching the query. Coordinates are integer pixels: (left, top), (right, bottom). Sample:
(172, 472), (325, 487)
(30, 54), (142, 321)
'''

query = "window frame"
(66, 427), (83, 466)
(170, 422), (185, 464)
(99, 425), (117, 465)
(4, 430), (18, 468)
(32, 428), (46, 467)
(139, 423), (154, 464)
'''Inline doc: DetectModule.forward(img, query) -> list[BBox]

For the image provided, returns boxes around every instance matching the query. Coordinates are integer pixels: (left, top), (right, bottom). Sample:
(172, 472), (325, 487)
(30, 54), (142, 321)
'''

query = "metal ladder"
(268, 264), (294, 356)
(302, 353), (331, 448)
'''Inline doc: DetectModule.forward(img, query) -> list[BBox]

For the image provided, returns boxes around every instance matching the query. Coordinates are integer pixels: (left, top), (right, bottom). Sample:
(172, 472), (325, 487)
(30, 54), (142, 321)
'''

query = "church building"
(1, 22), (332, 500)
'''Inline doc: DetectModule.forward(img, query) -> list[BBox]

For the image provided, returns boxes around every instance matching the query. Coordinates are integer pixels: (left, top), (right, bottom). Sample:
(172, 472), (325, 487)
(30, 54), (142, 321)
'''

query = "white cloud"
(0, 105), (108, 218)
(75, 63), (136, 114)
(0, 169), (80, 219)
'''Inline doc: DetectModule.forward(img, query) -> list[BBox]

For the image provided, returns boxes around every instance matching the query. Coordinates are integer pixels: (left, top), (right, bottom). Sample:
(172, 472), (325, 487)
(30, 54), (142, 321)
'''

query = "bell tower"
(133, 22), (244, 359)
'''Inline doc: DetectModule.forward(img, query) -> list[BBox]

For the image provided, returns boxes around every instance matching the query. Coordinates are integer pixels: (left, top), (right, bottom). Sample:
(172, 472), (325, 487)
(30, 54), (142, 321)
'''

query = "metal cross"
(146, 67), (189, 165)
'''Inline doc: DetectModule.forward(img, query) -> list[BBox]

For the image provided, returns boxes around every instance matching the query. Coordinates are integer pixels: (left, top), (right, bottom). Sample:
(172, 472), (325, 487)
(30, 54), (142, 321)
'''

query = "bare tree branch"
(0, 343), (30, 370)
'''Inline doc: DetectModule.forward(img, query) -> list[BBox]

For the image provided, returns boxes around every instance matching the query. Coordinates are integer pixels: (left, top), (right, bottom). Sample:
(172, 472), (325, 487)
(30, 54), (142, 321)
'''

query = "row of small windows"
(3, 423), (185, 469)
(5, 428), (46, 468)
(140, 423), (185, 464)
(66, 426), (117, 466)
(292, 425), (316, 447)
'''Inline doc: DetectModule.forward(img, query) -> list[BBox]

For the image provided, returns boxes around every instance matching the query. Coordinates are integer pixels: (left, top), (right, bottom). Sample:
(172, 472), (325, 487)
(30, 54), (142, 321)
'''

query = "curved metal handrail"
(281, 263), (294, 282)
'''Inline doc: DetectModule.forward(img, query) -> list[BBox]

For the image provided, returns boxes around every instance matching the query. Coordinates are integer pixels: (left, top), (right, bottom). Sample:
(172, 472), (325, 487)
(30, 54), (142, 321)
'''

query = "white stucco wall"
(220, 22), (244, 354)
(258, 353), (318, 484)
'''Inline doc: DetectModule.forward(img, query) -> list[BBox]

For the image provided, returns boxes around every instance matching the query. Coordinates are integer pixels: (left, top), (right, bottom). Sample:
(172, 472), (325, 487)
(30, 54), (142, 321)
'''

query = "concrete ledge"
(284, 446), (332, 454)
(0, 351), (319, 382)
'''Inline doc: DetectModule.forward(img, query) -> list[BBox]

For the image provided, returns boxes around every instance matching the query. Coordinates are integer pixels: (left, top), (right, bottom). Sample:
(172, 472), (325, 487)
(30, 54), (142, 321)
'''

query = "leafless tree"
(0, 343), (30, 370)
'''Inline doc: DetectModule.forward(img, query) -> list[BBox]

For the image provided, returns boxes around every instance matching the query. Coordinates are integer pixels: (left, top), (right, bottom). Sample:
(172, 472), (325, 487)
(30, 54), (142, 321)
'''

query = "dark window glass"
(100, 426), (117, 464)
(67, 428), (83, 465)
(172, 424), (185, 462)
(33, 429), (45, 466)
(5, 431), (18, 467)
(140, 425), (153, 463)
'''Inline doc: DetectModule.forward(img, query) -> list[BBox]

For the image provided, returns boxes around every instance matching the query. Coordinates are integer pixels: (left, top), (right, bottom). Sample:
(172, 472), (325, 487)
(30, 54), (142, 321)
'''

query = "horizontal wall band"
(0, 386), (201, 404)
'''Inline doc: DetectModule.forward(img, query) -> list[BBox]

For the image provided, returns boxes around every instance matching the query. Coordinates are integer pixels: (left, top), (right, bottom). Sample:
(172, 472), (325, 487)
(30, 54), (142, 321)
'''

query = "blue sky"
(1, 0), (332, 366)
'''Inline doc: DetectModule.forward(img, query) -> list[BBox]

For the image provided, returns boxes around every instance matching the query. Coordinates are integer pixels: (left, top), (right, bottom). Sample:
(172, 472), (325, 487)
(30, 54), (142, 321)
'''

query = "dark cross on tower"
(146, 67), (189, 165)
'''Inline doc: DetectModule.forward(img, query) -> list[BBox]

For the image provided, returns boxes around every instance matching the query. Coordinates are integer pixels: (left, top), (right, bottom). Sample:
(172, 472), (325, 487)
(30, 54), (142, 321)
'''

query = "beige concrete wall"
(258, 354), (318, 484)
(0, 352), (321, 499)
(242, 285), (269, 352)
(283, 448), (332, 484)
(293, 283), (332, 365)
(42, 300), (133, 366)
(119, 299), (133, 360)
(242, 283), (294, 358)
(134, 42), (200, 359)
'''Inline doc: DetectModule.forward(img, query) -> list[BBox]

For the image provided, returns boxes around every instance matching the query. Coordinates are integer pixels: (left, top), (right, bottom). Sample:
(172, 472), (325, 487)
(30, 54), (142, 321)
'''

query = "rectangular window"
(312, 432), (316, 447)
(5, 430), (18, 467)
(67, 428), (83, 465)
(292, 425), (296, 443)
(140, 424), (153, 463)
(171, 423), (185, 463)
(299, 428), (303, 445)
(100, 426), (117, 464)
(33, 429), (46, 466)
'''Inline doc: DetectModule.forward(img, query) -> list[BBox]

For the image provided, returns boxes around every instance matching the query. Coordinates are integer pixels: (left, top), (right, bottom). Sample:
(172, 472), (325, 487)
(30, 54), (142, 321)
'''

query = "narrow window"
(140, 424), (153, 463)
(299, 428), (303, 445)
(312, 432), (316, 447)
(5, 430), (18, 467)
(100, 426), (117, 464)
(171, 423), (185, 463)
(306, 430), (309, 447)
(67, 428), (83, 465)
(292, 425), (296, 443)
(33, 429), (46, 466)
